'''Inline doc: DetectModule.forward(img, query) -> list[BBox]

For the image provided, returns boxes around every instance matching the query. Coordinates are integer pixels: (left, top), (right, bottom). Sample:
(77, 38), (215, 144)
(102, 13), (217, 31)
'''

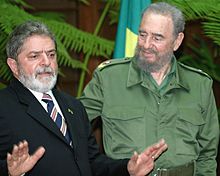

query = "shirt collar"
(28, 89), (53, 102)
(127, 56), (190, 91)
(127, 57), (143, 87)
(175, 61), (190, 91)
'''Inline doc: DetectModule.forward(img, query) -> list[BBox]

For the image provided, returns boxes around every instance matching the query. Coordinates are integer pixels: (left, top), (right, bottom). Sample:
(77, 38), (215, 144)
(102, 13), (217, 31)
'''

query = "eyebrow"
(28, 49), (56, 55)
(152, 33), (164, 38)
(138, 30), (164, 39)
(138, 30), (147, 34)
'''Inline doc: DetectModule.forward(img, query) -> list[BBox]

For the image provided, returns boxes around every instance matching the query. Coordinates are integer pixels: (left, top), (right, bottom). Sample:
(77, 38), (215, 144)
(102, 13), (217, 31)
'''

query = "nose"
(40, 52), (51, 66)
(142, 37), (153, 49)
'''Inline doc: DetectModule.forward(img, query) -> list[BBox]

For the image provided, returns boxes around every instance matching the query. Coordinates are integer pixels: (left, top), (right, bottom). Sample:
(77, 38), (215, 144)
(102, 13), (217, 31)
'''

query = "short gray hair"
(6, 21), (56, 60)
(142, 2), (185, 37)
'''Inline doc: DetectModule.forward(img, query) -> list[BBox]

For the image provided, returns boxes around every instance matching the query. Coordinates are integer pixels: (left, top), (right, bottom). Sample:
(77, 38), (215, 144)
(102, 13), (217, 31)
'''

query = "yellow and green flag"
(113, 0), (151, 59)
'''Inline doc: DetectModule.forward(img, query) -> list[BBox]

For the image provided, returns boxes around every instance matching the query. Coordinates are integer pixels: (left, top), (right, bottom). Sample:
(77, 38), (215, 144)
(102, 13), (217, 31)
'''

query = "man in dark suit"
(0, 21), (167, 176)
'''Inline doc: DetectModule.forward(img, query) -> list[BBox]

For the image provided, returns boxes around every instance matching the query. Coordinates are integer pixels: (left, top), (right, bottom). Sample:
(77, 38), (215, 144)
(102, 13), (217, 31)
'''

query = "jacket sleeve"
(79, 101), (130, 176)
(0, 114), (11, 176)
(196, 78), (219, 176)
(79, 69), (104, 121)
(0, 160), (8, 176)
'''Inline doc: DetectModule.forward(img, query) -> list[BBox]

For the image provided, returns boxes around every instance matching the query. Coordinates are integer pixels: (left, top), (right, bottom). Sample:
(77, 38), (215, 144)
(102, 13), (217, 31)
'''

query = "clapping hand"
(127, 139), (168, 176)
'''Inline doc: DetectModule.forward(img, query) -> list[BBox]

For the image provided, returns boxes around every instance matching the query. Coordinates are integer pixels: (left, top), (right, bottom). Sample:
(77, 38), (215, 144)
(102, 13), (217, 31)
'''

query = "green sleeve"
(196, 78), (219, 176)
(79, 69), (104, 121)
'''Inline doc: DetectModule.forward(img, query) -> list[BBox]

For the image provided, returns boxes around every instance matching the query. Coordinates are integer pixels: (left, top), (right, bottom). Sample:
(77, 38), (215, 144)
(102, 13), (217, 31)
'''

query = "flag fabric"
(113, 0), (151, 59)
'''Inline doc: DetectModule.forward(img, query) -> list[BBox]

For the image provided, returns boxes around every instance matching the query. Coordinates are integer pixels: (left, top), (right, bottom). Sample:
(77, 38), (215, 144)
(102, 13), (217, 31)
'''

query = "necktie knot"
(42, 93), (53, 104)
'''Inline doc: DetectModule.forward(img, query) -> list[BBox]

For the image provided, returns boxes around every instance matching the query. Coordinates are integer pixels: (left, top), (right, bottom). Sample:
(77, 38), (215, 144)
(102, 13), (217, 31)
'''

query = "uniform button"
(157, 102), (160, 105)
(160, 121), (165, 125)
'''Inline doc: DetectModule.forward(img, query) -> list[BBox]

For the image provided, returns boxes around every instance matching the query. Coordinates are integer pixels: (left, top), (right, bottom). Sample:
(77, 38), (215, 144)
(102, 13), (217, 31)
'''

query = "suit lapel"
(10, 79), (69, 145)
(26, 101), (66, 143)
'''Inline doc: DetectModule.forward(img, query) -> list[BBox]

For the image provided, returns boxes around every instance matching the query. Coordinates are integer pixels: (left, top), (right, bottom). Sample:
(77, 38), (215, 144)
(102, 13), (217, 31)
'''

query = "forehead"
(139, 13), (174, 36)
(20, 35), (55, 53)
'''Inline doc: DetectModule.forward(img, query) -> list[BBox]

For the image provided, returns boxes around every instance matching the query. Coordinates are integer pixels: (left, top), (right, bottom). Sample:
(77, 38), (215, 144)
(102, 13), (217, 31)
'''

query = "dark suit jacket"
(0, 79), (129, 176)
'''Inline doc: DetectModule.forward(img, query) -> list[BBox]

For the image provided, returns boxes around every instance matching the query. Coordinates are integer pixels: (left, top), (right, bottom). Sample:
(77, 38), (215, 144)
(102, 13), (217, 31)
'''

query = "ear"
(7, 58), (19, 78)
(173, 32), (184, 51)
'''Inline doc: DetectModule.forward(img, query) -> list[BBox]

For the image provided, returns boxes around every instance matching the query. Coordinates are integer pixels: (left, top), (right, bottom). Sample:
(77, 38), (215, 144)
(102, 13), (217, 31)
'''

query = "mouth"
(36, 72), (53, 78)
(139, 47), (158, 58)
(141, 51), (155, 58)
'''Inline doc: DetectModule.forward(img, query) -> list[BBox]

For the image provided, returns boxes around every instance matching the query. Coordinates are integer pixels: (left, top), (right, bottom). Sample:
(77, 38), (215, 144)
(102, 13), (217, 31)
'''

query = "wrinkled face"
(7, 35), (58, 93)
(135, 13), (184, 72)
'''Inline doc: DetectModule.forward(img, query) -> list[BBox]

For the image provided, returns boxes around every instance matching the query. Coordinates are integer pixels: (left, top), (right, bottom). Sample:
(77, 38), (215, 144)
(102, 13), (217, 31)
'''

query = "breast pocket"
(176, 107), (205, 156)
(102, 106), (145, 157)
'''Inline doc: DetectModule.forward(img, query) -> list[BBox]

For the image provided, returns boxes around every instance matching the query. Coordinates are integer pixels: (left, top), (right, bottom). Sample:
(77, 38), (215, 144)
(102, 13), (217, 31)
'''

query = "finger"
(18, 141), (26, 157)
(22, 140), (28, 149)
(151, 139), (167, 152)
(130, 151), (138, 163)
(11, 144), (19, 161)
(133, 152), (155, 175)
(23, 140), (29, 156)
(138, 154), (152, 165)
(150, 144), (168, 160)
(7, 153), (14, 167)
(30, 146), (45, 165)
(151, 143), (168, 160)
(7, 142), (24, 168)
(142, 143), (160, 157)
(17, 141), (30, 162)
(153, 139), (166, 149)
(142, 139), (167, 159)
(21, 140), (29, 156)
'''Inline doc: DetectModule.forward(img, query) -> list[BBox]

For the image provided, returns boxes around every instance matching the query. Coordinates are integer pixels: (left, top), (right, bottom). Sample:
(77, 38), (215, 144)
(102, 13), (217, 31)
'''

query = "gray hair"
(142, 2), (185, 37)
(6, 21), (56, 60)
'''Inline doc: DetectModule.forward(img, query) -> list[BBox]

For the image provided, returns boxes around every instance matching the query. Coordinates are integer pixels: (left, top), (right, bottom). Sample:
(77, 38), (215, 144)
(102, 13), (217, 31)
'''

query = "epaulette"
(178, 62), (211, 79)
(97, 57), (132, 71)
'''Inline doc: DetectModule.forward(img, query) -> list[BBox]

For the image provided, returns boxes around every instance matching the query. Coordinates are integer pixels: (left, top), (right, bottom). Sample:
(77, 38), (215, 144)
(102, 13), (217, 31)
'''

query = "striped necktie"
(42, 93), (71, 145)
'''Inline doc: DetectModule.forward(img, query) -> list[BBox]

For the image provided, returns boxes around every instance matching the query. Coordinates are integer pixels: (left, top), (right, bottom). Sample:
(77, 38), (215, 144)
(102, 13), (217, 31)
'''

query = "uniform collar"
(175, 61), (190, 91)
(127, 56), (190, 91)
(127, 57), (143, 87)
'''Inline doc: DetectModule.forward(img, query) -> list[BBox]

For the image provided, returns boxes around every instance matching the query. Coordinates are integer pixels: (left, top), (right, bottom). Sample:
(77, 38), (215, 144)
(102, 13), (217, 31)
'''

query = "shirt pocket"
(102, 106), (145, 156)
(176, 107), (205, 156)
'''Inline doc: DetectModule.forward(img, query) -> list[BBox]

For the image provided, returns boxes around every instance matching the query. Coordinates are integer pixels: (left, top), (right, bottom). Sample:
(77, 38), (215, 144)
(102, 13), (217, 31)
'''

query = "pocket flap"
(179, 108), (205, 125)
(103, 106), (145, 120)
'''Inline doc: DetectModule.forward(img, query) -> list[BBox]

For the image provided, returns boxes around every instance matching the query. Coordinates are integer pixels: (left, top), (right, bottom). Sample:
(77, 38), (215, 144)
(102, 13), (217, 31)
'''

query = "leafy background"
(0, 0), (219, 171)
(0, 0), (117, 95)
(0, 0), (219, 119)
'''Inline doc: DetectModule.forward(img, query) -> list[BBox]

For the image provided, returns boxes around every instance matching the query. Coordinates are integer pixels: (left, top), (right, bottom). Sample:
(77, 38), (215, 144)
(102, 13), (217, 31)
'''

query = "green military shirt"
(80, 57), (219, 175)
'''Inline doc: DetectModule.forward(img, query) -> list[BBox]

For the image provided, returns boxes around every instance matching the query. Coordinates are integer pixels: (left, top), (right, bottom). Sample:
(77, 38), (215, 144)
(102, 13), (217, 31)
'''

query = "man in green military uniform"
(80, 2), (219, 176)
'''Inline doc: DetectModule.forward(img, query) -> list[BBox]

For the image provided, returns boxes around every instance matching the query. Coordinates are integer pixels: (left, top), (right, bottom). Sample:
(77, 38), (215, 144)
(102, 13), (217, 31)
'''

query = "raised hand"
(7, 140), (45, 176)
(127, 139), (168, 176)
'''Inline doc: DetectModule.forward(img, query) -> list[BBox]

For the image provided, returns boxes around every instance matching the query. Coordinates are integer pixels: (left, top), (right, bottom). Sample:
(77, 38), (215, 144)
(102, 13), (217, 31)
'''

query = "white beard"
(18, 65), (57, 93)
(135, 45), (173, 73)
